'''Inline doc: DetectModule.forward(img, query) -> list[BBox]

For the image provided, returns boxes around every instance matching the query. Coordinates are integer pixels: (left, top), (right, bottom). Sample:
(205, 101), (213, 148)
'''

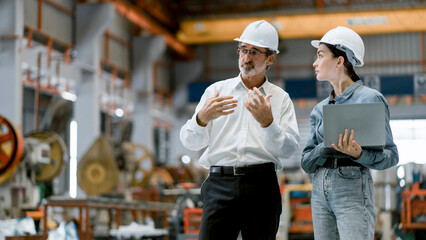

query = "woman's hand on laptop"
(332, 129), (362, 159)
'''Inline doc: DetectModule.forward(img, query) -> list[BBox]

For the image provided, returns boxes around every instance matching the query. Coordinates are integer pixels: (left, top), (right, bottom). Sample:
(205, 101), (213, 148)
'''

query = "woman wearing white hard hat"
(301, 26), (399, 240)
(180, 20), (299, 239)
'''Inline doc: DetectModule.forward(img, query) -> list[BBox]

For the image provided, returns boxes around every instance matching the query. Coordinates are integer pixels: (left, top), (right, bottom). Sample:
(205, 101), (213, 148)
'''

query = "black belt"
(210, 162), (275, 176)
(322, 158), (363, 168)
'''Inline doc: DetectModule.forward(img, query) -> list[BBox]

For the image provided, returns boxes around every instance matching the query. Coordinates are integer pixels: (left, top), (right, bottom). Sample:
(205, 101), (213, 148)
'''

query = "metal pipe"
(47, 37), (52, 88)
(275, 53), (282, 80)
(205, 58), (424, 74)
(316, 0), (323, 12)
(104, 30), (110, 62)
(421, 32), (425, 73)
(24, 25), (71, 47)
(109, 0), (194, 59)
(37, 0), (42, 31)
(204, 45), (211, 82)
(44, 0), (74, 16)
(35, 52), (42, 131)
(106, 30), (131, 47)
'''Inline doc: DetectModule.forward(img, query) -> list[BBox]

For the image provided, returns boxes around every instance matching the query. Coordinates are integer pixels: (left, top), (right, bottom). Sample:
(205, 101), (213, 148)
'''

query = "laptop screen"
(323, 102), (386, 150)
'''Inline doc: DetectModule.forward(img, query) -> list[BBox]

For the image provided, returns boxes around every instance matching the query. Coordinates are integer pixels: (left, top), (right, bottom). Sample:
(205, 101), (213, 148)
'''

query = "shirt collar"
(328, 80), (363, 104)
(235, 73), (269, 96)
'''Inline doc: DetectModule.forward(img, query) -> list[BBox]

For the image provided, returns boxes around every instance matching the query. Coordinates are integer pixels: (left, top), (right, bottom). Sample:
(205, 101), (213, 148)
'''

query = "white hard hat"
(234, 20), (280, 54)
(311, 26), (365, 67)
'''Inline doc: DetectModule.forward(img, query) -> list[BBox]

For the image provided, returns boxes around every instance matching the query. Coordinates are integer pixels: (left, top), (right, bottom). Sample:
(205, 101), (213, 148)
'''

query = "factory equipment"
(397, 163), (426, 239)
(128, 142), (156, 188)
(0, 115), (67, 218)
(372, 167), (398, 240)
(77, 136), (120, 196)
(162, 182), (201, 240)
(279, 183), (313, 240)
(24, 131), (67, 183)
(76, 135), (156, 197)
(0, 116), (24, 185)
(401, 182), (426, 231)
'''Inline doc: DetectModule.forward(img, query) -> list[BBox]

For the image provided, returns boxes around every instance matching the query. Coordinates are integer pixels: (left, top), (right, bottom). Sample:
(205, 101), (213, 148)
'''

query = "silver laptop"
(323, 102), (386, 153)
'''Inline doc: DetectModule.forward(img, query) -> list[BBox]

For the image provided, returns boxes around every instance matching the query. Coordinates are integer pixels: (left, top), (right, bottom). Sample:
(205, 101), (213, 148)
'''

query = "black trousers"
(198, 164), (282, 240)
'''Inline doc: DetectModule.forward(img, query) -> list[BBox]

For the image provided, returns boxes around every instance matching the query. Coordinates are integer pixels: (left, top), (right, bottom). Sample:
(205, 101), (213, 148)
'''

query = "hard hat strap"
(334, 44), (358, 67)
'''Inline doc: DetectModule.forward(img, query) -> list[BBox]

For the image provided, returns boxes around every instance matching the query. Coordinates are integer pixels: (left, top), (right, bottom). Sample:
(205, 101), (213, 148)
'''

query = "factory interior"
(0, 0), (426, 239)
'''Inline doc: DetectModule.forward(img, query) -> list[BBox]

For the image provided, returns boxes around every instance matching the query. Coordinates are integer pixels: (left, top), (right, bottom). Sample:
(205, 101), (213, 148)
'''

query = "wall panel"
(51, 0), (74, 9)
(24, 0), (38, 29)
(42, 3), (73, 43)
(24, 0), (73, 44)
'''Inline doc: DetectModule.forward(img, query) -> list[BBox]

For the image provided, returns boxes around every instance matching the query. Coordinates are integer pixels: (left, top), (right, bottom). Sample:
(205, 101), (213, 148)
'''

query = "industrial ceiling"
(88, 0), (426, 58)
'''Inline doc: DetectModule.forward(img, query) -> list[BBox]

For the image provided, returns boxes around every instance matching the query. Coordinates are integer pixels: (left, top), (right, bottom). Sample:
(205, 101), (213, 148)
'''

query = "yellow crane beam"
(178, 8), (426, 44)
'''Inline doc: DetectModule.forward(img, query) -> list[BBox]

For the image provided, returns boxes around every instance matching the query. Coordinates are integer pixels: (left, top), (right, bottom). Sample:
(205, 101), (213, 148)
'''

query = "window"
(390, 119), (426, 165)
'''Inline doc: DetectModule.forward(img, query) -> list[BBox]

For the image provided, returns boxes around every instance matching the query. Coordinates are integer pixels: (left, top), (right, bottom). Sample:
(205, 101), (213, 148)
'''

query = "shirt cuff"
(261, 119), (280, 137)
(351, 150), (365, 162)
(188, 114), (208, 134)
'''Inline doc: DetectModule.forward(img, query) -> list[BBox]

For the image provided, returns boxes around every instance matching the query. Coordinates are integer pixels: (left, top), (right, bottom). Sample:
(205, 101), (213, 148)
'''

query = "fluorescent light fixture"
(385, 184), (391, 211)
(397, 166), (405, 179)
(69, 120), (77, 198)
(181, 155), (191, 164)
(390, 119), (426, 165)
(61, 91), (77, 102)
(115, 108), (124, 117)
(399, 179), (405, 188)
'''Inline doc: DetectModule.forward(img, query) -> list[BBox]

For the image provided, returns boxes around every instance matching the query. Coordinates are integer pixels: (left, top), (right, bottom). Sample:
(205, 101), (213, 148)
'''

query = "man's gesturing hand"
(196, 91), (238, 127)
(245, 87), (273, 128)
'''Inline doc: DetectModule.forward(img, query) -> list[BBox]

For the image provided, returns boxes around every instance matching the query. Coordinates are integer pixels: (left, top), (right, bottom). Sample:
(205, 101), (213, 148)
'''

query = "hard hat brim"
(311, 40), (321, 48)
(234, 38), (279, 54)
(311, 39), (364, 67)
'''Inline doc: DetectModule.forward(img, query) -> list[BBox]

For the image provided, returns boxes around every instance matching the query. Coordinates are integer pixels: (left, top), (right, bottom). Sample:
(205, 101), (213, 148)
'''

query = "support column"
(0, 0), (24, 126)
(0, 0), (24, 219)
(171, 60), (204, 165)
(131, 36), (166, 151)
(74, 3), (114, 197)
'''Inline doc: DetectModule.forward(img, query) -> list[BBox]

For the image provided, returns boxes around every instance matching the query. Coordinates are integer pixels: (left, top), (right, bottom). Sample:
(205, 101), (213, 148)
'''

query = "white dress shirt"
(180, 74), (300, 170)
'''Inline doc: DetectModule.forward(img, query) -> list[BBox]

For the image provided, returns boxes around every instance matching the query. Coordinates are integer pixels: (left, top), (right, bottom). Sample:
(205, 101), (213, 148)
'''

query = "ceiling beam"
(105, 0), (194, 59)
(177, 7), (426, 44)
(134, 0), (177, 29)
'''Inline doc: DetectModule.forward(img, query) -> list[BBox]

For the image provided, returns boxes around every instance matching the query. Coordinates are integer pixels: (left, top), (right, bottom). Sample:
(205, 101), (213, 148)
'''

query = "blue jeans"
(311, 166), (376, 240)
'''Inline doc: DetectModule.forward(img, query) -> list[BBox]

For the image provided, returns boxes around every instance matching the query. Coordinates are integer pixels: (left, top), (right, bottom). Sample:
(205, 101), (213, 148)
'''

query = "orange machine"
(400, 182), (426, 231)
(183, 207), (203, 234)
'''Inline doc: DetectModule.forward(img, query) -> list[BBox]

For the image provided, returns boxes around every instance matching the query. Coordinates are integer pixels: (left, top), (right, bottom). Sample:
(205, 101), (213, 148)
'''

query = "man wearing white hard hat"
(180, 20), (299, 239)
(301, 26), (399, 240)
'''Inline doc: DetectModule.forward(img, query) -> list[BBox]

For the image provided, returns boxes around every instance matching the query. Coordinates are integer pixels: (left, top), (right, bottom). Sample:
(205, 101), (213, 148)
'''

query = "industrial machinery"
(397, 163), (426, 239)
(76, 135), (157, 197)
(373, 166), (398, 240)
(76, 117), (200, 198)
(0, 115), (68, 218)
(24, 131), (67, 183)
(0, 116), (24, 186)
(163, 182), (201, 240)
(401, 182), (426, 231)
(77, 136), (121, 196)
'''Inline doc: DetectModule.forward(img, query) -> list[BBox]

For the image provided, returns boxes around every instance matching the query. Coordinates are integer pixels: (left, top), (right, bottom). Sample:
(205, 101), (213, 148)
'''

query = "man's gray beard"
(240, 65), (255, 76)
(239, 60), (267, 77)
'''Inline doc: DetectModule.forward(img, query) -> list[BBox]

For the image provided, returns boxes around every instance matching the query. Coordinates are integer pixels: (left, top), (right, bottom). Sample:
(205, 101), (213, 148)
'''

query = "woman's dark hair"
(324, 43), (360, 82)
